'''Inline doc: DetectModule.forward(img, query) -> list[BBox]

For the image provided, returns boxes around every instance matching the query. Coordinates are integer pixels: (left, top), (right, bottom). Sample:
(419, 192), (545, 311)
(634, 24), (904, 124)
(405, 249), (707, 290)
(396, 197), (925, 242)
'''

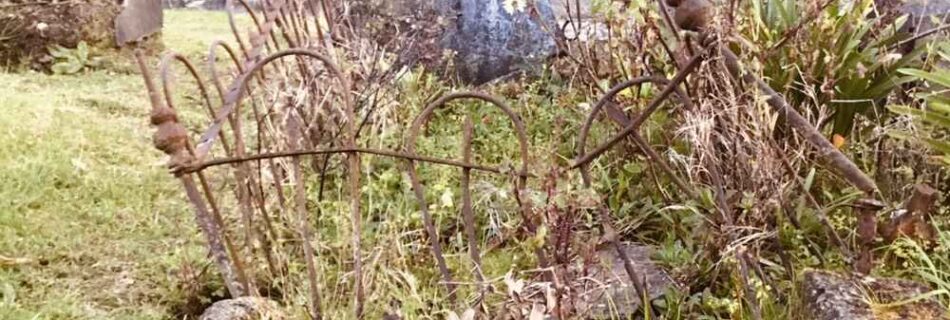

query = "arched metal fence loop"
(403, 92), (551, 304)
(569, 50), (711, 317)
(406, 92), (531, 177)
(159, 52), (234, 155)
(209, 48), (359, 318)
(206, 39), (283, 291)
(571, 45), (711, 171)
(208, 40), (245, 100)
(225, 0), (265, 57)
(574, 75), (697, 200)
(193, 48), (353, 160)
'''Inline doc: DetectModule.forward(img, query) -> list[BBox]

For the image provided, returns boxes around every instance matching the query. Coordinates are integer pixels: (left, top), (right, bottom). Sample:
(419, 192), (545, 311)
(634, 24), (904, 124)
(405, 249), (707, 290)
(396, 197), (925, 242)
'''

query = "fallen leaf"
(440, 190), (454, 208)
(545, 285), (557, 312)
(832, 134), (846, 149)
(461, 308), (475, 320)
(504, 271), (525, 298)
(0, 255), (32, 267)
(529, 304), (545, 320)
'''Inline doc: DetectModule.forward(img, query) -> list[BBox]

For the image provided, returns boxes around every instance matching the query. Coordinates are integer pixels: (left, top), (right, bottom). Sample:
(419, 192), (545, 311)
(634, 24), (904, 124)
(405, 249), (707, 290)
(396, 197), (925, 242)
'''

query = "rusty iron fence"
(133, 0), (883, 318)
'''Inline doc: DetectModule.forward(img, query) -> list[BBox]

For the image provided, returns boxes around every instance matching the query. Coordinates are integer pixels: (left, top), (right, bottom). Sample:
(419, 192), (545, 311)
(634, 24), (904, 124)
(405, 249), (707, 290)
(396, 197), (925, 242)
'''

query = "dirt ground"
(0, 1), (120, 68)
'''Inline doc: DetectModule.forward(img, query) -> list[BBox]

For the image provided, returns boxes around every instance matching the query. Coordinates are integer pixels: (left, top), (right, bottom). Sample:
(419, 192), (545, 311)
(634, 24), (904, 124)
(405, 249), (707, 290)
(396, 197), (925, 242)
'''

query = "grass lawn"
(0, 10), (251, 320)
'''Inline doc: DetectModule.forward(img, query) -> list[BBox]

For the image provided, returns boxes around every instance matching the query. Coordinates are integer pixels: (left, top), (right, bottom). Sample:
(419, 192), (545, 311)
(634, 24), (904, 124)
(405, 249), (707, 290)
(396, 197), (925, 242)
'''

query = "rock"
(443, 0), (559, 84)
(800, 269), (948, 320)
(877, 0), (949, 49)
(901, 0), (950, 24)
(900, 0), (950, 47)
(199, 297), (285, 320)
(549, 0), (614, 41)
(550, 0), (591, 19)
(578, 244), (677, 318)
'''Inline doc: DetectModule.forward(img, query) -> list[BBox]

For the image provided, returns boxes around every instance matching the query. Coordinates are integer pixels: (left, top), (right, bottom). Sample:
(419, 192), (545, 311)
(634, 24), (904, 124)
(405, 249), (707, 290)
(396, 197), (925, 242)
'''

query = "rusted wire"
(158, 52), (253, 288)
(144, 43), (707, 313)
(208, 40), (245, 98)
(140, 1), (560, 315)
(182, 147), (532, 175)
(569, 45), (712, 318)
(225, 0), (251, 56)
(284, 100), (323, 319)
(227, 47), (357, 317)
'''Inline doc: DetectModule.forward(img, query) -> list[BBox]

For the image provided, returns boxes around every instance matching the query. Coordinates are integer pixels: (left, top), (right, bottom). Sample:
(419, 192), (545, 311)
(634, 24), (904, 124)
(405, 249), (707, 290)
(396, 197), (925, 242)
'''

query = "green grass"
(161, 10), (253, 61)
(0, 10), (253, 320)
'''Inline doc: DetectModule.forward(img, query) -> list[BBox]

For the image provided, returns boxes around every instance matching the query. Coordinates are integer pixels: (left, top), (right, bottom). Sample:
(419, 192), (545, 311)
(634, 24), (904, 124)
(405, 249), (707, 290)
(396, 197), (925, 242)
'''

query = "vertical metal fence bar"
(286, 108), (324, 319)
(460, 115), (485, 288)
(407, 162), (458, 302)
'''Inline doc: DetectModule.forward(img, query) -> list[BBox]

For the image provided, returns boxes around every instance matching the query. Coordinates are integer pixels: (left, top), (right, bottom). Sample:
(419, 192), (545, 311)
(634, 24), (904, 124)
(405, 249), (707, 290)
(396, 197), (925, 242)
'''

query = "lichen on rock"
(801, 269), (948, 320)
(199, 297), (285, 320)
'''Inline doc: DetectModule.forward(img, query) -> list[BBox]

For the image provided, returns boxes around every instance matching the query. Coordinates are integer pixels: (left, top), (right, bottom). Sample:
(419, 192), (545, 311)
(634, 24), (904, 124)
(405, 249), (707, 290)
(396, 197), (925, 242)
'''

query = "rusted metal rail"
(133, 1), (884, 317)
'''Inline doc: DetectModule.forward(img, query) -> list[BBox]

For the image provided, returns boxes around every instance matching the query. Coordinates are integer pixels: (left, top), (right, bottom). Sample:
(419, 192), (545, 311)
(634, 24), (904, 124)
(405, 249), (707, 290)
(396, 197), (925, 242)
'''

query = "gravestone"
(353, 0), (560, 84)
(116, 0), (164, 46)
(443, 0), (559, 84)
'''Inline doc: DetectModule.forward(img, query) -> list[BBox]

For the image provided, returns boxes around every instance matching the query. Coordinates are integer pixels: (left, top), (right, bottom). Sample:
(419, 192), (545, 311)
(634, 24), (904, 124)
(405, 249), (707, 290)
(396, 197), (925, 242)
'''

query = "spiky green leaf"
(899, 68), (950, 88)
(888, 105), (950, 129)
